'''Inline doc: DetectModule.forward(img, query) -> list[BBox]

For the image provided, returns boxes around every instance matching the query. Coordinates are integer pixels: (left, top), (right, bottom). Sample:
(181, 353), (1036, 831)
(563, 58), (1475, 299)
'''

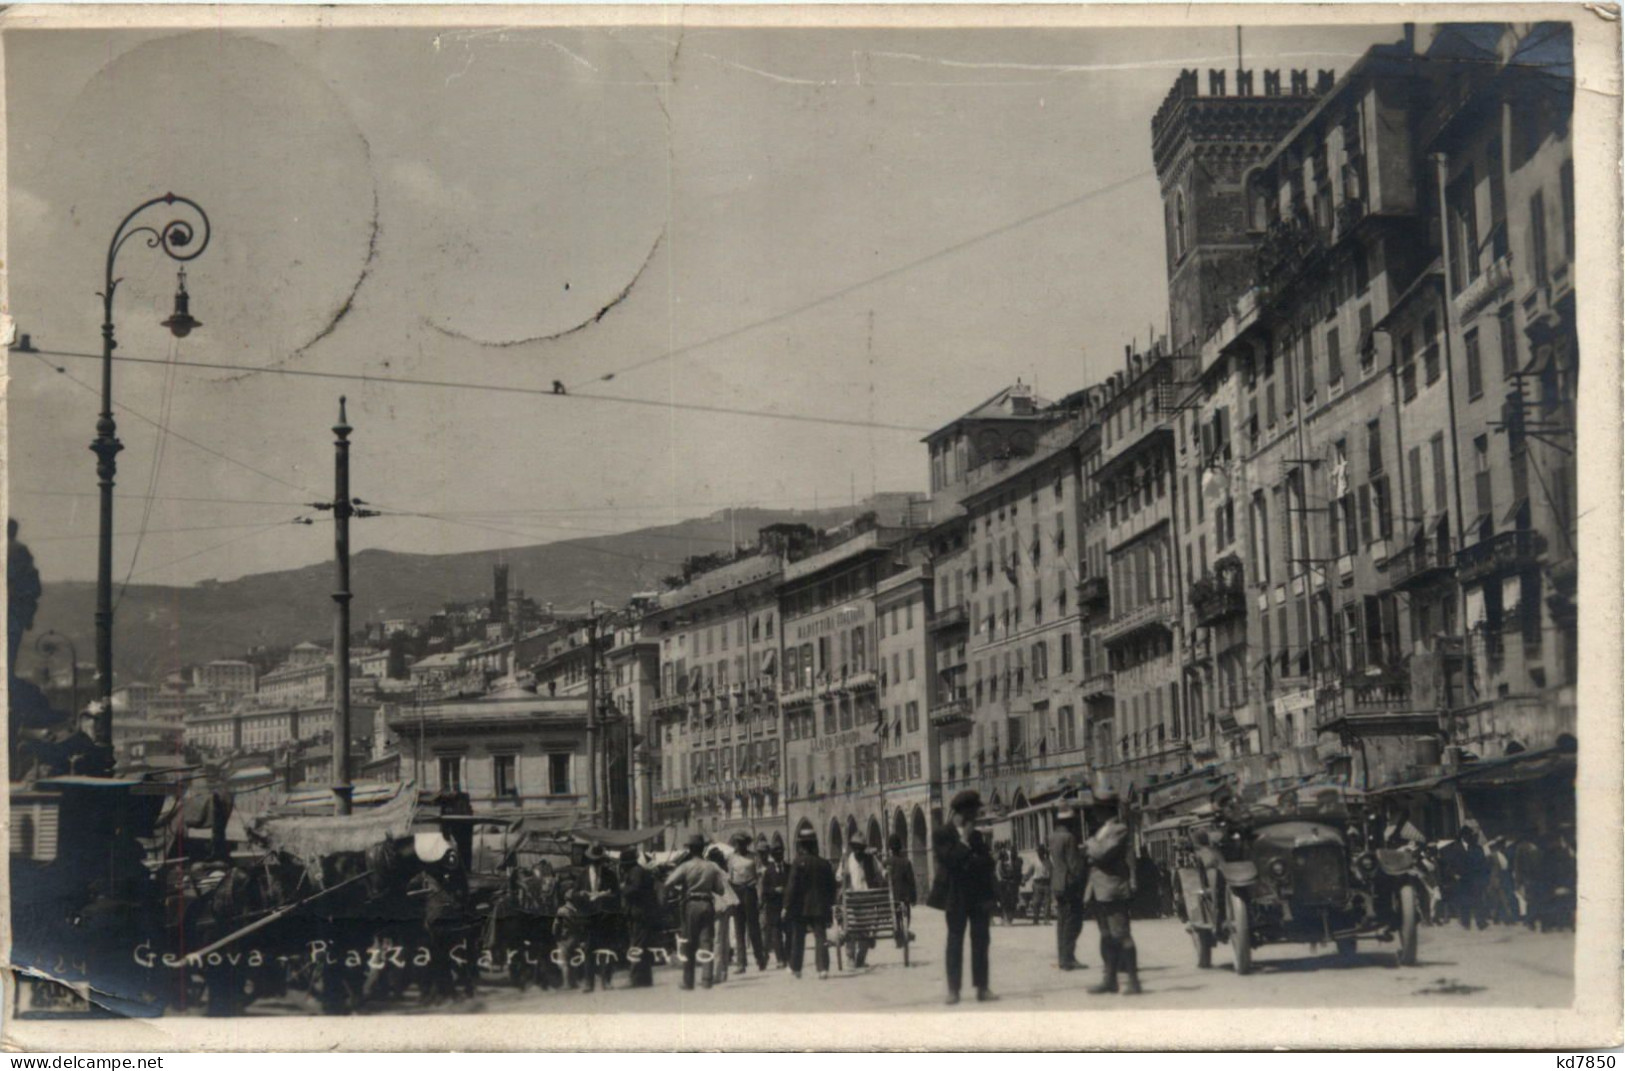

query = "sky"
(5, 20), (1399, 586)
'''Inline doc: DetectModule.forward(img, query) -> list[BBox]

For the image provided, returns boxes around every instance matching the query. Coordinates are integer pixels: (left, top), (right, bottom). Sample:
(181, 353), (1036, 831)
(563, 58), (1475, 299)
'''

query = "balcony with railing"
(1190, 572), (1245, 628)
(1389, 539), (1455, 591)
(1456, 529), (1546, 586)
(1077, 575), (1109, 609)
(1081, 671), (1115, 701)
(928, 604), (968, 633)
(779, 680), (817, 707)
(1099, 597), (1177, 646)
(929, 694), (973, 736)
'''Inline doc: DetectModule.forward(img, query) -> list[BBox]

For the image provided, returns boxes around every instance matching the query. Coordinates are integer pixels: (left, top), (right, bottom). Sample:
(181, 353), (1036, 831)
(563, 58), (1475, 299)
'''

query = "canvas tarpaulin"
(252, 781), (418, 877)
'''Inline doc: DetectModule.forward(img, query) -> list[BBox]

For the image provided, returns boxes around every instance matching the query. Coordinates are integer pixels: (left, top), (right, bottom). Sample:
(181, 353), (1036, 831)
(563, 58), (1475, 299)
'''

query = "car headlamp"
(1267, 858), (1289, 880)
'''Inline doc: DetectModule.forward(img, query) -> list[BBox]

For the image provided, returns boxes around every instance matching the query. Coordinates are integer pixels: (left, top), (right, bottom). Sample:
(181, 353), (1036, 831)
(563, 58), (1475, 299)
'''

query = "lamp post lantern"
(92, 193), (211, 747)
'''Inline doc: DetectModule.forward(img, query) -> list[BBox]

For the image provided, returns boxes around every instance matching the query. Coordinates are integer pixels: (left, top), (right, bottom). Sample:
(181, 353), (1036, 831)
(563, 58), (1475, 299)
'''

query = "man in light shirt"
(838, 833), (885, 967)
(663, 834), (729, 990)
(726, 832), (767, 973)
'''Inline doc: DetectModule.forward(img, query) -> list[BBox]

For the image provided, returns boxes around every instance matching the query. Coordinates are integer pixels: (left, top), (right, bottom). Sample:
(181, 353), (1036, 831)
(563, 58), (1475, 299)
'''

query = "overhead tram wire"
(19, 168), (1157, 440)
(13, 488), (314, 508)
(117, 336), (185, 610)
(30, 517), (322, 543)
(124, 517), (313, 582)
(564, 167), (1157, 392)
(25, 347), (937, 436)
(19, 349), (323, 499)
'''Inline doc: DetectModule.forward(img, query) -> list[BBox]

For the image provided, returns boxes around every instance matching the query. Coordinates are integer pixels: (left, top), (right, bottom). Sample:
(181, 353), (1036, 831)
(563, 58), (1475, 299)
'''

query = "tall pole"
(586, 607), (600, 825)
(91, 193), (210, 746)
(331, 398), (355, 815)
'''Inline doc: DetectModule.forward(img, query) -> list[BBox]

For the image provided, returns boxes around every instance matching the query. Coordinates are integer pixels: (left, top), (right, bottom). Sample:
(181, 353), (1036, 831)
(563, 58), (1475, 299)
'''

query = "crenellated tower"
(1152, 67), (1332, 355)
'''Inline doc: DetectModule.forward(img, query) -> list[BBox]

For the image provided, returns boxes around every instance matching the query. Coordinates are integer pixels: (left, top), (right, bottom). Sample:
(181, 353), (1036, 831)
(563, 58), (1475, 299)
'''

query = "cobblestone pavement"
(235, 912), (1574, 1016)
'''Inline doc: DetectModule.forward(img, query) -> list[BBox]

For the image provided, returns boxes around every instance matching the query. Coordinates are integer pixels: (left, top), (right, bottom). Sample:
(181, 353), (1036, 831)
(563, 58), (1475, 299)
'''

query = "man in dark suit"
(1083, 792), (1140, 995)
(886, 834), (918, 949)
(759, 839), (790, 968)
(566, 843), (622, 992)
(618, 847), (659, 988)
(930, 789), (998, 1004)
(1046, 799), (1088, 971)
(783, 829), (837, 979)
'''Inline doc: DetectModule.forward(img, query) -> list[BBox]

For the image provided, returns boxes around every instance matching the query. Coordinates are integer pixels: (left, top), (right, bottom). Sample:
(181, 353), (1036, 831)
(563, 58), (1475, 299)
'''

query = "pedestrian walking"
(1083, 792), (1140, 996)
(662, 834), (729, 990)
(726, 832), (768, 972)
(886, 834), (918, 949)
(1047, 800), (1087, 971)
(567, 843), (622, 991)
(1029, 845), (1053, 924)
(837, 832), (884, 968)
(1482, 834), (1519, 926)
(784, 829), (837, 979)
(994, 843), (1022, 925)
(1438, 824), (1490, 930)
(928, 789), (998, 1005)
(618, 847), (659, 988)
(706, 846), (738, 983)
(760, 838), (790, 968)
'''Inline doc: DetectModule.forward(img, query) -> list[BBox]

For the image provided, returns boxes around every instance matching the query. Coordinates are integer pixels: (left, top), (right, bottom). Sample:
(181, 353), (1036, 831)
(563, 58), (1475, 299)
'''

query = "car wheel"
(1228, 888), (1252, 976)
(1396, 883), (1420, 968)
(1190, 927), (1214, 969)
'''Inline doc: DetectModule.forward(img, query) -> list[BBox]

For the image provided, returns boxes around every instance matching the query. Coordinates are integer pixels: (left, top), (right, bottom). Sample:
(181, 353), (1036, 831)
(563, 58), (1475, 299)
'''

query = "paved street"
(234, 914), (1574, 1016)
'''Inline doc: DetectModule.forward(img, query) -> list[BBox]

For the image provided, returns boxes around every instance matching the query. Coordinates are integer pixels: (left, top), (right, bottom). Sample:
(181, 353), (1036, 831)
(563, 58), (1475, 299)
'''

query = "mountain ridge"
(26, 505), (868, 685)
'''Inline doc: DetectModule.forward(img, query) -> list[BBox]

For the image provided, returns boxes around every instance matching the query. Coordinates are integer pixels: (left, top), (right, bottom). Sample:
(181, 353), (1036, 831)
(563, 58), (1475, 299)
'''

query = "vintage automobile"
(1174, 785), (1423, 974)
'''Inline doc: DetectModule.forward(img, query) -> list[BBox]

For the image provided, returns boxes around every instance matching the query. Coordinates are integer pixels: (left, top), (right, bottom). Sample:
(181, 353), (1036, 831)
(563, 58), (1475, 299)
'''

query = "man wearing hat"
(618, 847), (659, 988)
(783, 828), (838, 979)
(663, 834), (730, 990)
(759, 837), (791, 968)
(930, 789), (998, 1004)
(1047, 797), (1088, 971)
(726, 832), (768, 973)
(562, 842), (622, 992)
(1082, 791), (1141, 995)
(838, 832), (884, 967)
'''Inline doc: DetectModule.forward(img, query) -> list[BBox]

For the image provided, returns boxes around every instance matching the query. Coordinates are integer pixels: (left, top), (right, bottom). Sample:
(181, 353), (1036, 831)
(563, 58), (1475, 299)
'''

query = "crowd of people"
(302, 791), (1572, 1011)
(1427, 823), (1577, 933)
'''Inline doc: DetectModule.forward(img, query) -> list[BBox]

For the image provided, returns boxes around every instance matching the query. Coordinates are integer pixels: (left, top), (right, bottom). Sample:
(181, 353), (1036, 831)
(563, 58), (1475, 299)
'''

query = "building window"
(1448, 168), (1479, 293)
(493, 754), (518, 799)
(1498, 304), (1520, 378)
(1529, 190), (1549, 287)
(1474, 435), (1494, 526)
(1465, 328), (1483, 400)
(1060, 632), (1073, 674)
(438, 755), (463, 793)
(906, 701), (919, 733)
(1430, 434), (1449, 515)
(546, 753), (572, 796)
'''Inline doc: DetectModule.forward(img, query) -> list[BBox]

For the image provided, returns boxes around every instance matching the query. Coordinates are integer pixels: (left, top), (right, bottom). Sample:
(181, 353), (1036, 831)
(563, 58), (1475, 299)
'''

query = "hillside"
(26, 505), (867, 684)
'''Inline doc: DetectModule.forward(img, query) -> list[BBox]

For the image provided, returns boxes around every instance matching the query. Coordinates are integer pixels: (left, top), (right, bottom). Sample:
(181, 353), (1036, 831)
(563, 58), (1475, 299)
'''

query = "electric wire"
(25, 347), (937, 435)
(20, 349), (323, 498)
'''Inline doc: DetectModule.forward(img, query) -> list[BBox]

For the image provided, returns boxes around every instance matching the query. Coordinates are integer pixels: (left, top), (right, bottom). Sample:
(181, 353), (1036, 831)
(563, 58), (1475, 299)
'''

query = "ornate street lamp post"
(93, 194), (211, 747)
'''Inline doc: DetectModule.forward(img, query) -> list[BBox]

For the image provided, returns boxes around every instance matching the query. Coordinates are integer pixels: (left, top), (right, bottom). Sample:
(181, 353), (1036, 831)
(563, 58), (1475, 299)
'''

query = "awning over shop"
(568, 825), (672, 848)
(1369, 744), (1576, 797)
